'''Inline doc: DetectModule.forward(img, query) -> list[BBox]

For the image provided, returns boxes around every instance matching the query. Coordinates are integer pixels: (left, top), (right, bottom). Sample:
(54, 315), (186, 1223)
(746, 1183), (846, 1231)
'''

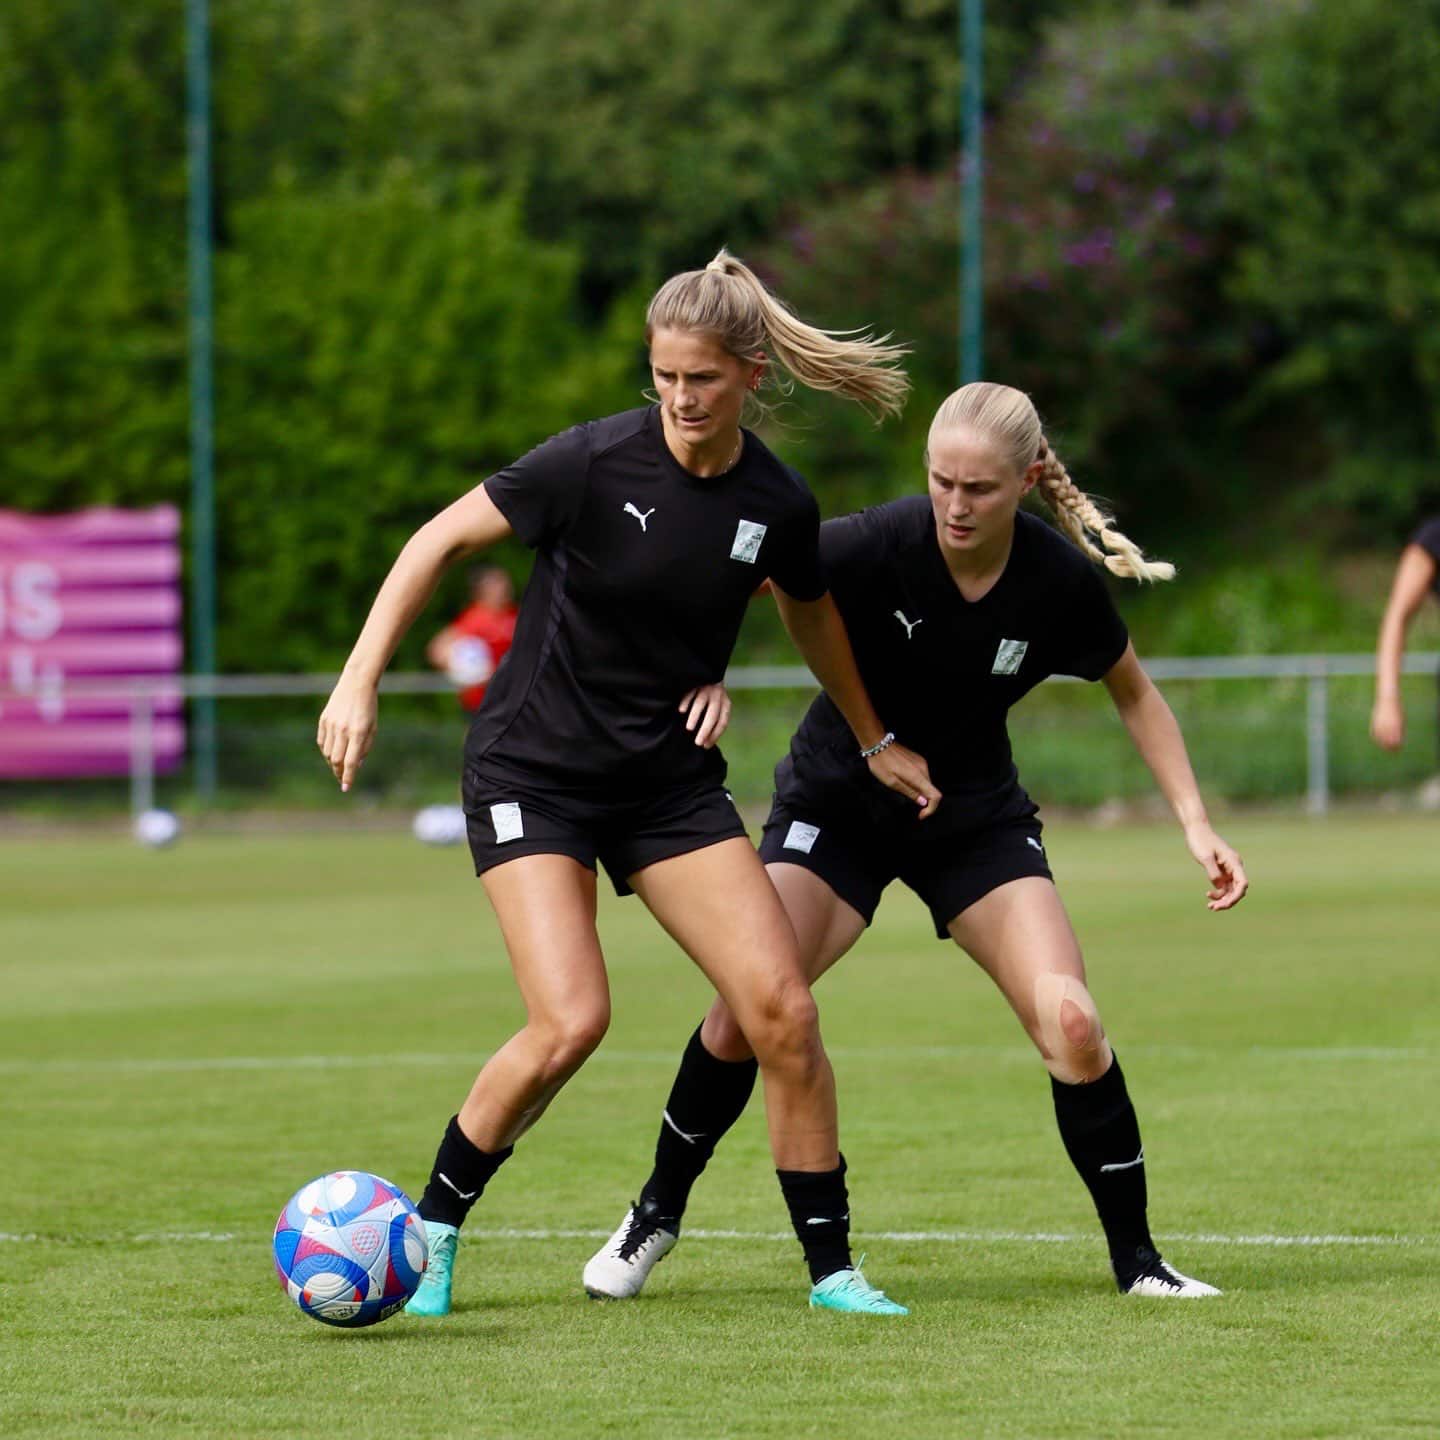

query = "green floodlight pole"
(186, 0), (217, 800)
(960, 0), (984, 384)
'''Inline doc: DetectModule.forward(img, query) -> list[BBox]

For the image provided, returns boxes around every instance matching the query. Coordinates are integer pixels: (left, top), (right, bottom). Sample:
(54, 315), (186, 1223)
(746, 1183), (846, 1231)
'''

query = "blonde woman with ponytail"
(589, 381), (1247, 1304)
(317, 251), (932, 1318)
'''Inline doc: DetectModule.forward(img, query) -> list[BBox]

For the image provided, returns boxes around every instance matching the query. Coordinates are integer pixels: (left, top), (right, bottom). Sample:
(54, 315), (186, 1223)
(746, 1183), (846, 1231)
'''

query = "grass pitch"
(2, 814), (1437, 1439)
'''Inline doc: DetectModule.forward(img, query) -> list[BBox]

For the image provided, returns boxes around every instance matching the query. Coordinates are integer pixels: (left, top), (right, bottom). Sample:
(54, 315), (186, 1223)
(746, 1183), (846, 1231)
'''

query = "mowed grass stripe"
(3, 1226), (1434, 1247)
(0, 1040), (1433, 1074)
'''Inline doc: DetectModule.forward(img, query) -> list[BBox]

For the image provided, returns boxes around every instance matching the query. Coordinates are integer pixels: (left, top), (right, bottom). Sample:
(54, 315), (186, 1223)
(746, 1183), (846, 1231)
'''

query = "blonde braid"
(1035, 438), (1175, 583)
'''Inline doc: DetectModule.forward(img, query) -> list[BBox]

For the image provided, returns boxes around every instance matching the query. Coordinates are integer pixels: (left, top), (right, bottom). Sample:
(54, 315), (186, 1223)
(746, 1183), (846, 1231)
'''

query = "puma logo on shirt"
(894, 610), (923, 639)
(623, 502), (656, 531)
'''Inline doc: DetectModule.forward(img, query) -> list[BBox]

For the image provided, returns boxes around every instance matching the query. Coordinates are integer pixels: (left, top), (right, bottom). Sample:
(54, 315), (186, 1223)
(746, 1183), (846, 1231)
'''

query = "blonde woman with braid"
(319, 250), (938, 1318)
(586, 381), (1248, 1303)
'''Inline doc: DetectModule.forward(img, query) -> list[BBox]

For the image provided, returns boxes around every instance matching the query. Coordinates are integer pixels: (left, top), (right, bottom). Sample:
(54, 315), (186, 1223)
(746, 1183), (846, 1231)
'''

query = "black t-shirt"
(1412, 517), (1440, 597)
(787, 496), (1129, 808)
(466, 406), (825, 787)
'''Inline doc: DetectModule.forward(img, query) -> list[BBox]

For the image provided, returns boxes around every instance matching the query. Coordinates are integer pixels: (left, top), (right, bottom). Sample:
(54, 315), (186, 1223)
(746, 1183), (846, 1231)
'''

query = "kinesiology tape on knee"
(1033, 973), (1112, 1085)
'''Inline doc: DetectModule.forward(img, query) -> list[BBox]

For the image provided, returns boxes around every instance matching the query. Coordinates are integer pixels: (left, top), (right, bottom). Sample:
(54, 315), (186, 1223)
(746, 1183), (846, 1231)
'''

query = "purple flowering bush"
(756, 1), (1297, 534)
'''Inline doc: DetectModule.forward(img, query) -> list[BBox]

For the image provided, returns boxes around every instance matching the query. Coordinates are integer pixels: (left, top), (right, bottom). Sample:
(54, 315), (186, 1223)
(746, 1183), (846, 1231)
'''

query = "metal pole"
(186, 0), (218, 802)
(960, 0), (984, 383)
(130, 690), (157, 820)
(1306, 669), (1330, 817)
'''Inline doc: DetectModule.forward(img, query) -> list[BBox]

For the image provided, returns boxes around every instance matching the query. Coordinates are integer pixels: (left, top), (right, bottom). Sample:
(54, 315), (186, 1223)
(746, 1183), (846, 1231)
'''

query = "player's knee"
(535, 1004), (610, 1077)
(1032, 972), (1111, 1085)
(746, 979), (821, 1079)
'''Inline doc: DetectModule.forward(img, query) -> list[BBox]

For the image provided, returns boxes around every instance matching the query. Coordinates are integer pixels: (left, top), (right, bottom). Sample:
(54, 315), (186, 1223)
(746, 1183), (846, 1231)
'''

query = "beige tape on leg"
(1033, 972), (1112, 1084)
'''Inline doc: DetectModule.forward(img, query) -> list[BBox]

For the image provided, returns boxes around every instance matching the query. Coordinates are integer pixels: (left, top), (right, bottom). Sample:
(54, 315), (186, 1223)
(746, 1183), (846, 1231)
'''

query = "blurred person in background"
(1371, 517), (1440, 781)
(426, 563), (518, 711)
(318, 250), (939, 1319)
(586, 381), (1248, 1306)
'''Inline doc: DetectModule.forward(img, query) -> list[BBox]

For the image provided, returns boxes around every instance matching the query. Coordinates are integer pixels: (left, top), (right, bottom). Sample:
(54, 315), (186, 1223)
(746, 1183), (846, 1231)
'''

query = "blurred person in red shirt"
(426, 565), (517, 711)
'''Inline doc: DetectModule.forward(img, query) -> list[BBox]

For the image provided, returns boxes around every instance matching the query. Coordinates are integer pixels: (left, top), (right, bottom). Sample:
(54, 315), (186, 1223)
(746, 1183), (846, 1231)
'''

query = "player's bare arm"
(770, 584), (942, 817)
(318, 484), (514, 790)
(1371, 543), (1437, 751)
(1102, 642), (1248, 911)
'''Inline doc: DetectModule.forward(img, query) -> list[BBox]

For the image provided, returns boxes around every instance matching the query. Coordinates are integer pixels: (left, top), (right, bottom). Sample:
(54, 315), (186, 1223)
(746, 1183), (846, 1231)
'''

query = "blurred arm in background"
(1371, 542), (1438, 752)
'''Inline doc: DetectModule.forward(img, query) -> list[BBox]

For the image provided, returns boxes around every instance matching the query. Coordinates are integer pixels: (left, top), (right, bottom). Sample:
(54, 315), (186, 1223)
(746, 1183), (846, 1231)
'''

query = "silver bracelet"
(859, 731), (896, 759)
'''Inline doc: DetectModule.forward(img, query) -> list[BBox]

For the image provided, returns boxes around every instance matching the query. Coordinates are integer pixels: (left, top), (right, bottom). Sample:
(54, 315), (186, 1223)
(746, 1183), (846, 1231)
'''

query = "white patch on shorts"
(783, 820), (821, 854)
(991, 638), (1029, 675)
(730, 520), (768, 564)
(490, 802), (524, 844)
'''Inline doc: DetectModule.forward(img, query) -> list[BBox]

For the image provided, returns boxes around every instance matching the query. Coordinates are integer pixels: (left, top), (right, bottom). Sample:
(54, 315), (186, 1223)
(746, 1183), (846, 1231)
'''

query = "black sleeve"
(765, 485), (827, 602)
(482, 424), (590, 548)
(816, 509), (877, 591)
(1053, 562), (1130, 681)
(1410, 516), (1440, 565)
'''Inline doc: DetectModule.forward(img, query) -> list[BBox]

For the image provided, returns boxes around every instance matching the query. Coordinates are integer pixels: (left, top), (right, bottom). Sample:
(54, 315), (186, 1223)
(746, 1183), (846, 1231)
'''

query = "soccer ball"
(133, 808), (181, 848)
(272, 1170), (428, 1327)
(446, 636), (495, 687)
(411, 803), (468, 847)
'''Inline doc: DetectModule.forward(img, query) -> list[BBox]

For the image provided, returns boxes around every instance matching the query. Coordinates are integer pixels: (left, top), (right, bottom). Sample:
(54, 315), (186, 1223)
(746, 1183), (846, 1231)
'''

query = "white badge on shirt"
(992, 638), (1029, 675)
(782, 820), (821, 854)
(730, 519), (767, 564)
(490, 802), (524, 843)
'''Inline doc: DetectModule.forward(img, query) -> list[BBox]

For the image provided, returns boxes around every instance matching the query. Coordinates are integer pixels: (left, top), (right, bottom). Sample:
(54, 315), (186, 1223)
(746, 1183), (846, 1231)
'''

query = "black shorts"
(756, 771), (1052, 940)
(462, 761), (749, 896)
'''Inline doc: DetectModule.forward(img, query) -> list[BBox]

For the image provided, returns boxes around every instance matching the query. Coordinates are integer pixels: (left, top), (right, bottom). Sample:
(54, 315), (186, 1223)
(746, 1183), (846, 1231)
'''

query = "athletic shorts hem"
(758, 793), (1052, 941)
(464, 765), (748, 898)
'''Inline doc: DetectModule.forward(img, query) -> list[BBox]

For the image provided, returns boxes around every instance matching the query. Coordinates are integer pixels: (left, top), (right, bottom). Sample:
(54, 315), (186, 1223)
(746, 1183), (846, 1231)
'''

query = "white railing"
(2, 653), (1435, 820)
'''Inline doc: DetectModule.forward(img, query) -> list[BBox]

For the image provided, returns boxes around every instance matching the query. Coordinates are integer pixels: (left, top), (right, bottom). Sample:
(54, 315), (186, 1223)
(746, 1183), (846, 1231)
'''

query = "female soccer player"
(317, 252), (939, 1317)
(1371, 516), (1440, 763)
(584, 381), (1248, 1304)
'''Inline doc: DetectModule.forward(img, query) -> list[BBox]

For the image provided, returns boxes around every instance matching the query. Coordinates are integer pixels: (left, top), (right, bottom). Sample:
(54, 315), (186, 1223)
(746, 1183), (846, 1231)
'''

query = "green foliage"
(1224, 0), (1440, 534)
(756, 0), (1289, 544)
(213, 174), (645, 671)
(206, 0), (965, 289)
(0, 3), (189, 508)
(4, 0), (1440, 681)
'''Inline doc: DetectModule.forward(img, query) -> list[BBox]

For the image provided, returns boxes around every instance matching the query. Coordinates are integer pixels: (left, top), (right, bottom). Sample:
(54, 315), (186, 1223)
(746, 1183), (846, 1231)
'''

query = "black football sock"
(416, 1114), (514, 1229)
(777, 1156), (852, 1285)
(1050, 1052), (1156, 1287)
(636, 1024), (759, 1227)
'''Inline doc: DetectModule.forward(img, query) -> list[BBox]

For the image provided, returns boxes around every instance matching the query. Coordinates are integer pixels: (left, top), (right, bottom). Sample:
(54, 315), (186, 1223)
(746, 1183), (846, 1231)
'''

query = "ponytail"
(646, 249), (910, 422)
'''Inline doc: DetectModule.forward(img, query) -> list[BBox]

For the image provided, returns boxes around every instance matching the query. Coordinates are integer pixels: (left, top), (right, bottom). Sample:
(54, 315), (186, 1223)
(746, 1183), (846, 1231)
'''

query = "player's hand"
(1183, 821), (1248, 911)
(317, 675), (379, 791)
(679, 683), (732, 749)
(1370, 696), (1405, 751)
(867, 743), (943, 819)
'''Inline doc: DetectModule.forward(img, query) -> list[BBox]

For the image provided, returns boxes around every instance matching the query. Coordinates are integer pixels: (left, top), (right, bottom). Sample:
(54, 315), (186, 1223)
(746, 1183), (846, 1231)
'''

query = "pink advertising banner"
(0, 506), (186, 778)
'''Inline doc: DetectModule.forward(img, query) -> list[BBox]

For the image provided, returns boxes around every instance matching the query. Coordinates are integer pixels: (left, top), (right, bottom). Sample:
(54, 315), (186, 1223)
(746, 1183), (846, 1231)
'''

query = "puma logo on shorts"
(783, 820), (821, 854)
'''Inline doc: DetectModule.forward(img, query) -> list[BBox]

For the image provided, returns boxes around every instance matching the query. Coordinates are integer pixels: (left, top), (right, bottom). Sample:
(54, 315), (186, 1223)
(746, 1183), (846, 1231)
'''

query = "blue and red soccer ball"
(273, 1171), (428, 1327)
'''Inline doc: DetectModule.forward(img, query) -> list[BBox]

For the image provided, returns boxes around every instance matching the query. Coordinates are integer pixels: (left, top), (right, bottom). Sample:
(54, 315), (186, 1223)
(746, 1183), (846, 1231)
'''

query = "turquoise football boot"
(405, 1221), (459, 1317)
(808, 1255), (908, 1316)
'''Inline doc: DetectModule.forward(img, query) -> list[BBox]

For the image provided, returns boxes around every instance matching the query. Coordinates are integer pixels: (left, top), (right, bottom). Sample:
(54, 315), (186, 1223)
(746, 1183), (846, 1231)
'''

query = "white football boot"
(583, 1201), (678, 1300)
(1123, 1250), (1222, 1298)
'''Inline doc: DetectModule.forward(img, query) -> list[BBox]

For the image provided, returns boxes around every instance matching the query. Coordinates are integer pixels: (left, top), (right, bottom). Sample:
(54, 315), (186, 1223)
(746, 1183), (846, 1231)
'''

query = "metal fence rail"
(2, 653), (1436, 820)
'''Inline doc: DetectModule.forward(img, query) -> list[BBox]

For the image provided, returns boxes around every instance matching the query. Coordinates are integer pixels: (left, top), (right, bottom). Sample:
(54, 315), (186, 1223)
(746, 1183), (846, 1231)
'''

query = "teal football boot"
(809, 1256), (908, 1316)
(405, 1221), (459, 1317)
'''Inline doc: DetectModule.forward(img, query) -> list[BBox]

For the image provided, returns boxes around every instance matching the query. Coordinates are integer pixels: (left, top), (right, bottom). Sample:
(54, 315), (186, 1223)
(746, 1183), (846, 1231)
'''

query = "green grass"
(2, 817), (1437, 1439)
